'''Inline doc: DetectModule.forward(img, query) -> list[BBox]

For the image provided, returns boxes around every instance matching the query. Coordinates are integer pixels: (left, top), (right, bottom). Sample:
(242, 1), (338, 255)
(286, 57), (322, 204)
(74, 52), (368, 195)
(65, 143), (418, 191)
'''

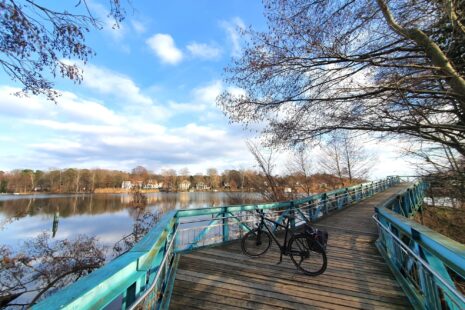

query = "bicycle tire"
(289, 234), (327, 276)
(241, 228), (272, 257)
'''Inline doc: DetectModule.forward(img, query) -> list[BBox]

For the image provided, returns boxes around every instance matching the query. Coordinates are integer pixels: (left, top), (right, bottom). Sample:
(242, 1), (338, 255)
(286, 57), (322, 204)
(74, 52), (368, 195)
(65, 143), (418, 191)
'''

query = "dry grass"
(414, 206), (465, 295)
(414, 206), (465, 245)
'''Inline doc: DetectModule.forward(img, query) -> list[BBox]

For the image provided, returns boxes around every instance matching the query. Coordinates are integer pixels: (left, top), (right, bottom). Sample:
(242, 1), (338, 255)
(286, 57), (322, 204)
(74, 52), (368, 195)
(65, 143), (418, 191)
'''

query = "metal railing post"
(321, 193), (328, 215)
(222, 207), (229, 242)
(289, 201), (296, 229)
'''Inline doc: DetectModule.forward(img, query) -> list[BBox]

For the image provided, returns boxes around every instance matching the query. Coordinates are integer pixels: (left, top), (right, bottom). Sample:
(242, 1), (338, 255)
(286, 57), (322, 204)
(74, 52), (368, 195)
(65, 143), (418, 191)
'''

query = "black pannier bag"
(315, 229), (329, 251)
(304, 224), (328, 252)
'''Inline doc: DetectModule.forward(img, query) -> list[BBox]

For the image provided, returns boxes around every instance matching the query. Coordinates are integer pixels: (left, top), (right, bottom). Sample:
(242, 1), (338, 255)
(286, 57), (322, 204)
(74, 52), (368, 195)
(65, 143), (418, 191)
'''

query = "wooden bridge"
(170, 183), (411, 309)
(34, 177), (465, 310)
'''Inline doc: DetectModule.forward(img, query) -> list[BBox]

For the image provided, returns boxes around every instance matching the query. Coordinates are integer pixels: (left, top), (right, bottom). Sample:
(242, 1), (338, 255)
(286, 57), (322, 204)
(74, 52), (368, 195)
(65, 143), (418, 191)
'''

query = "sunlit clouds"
(146, 34), (183, 65)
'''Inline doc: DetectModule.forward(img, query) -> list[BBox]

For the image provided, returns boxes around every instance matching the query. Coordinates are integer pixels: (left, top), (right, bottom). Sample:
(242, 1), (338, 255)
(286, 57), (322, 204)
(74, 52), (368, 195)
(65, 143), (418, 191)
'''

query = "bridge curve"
(170, 183), (412, 309)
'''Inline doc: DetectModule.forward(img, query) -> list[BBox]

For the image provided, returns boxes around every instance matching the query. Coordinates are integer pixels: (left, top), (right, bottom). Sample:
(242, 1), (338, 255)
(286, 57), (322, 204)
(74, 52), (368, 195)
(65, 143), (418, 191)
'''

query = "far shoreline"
(0, 188), (252, 195)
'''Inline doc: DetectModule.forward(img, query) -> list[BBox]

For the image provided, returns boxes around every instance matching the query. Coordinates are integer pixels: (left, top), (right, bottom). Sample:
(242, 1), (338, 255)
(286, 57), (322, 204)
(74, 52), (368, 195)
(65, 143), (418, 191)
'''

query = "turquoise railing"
(34, 177), (400, 310)
(373, 180), (465, 309)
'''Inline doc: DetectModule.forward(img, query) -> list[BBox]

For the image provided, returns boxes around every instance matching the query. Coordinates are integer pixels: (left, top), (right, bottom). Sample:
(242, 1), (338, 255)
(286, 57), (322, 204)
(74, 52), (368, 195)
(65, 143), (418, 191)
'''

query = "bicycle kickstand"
(277, 252), (283, 264)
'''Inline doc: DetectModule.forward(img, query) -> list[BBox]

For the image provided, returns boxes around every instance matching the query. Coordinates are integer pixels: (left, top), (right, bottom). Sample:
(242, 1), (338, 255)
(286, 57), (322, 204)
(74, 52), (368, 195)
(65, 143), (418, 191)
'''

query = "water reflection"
(52, 212), (59, 237)
(0, 192), (261, 249)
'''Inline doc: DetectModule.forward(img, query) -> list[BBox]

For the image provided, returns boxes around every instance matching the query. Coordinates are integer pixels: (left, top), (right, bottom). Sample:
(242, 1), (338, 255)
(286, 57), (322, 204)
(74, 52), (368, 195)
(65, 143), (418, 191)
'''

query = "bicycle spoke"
(289, 235), (327, 276)
(241, 228), (271, 257)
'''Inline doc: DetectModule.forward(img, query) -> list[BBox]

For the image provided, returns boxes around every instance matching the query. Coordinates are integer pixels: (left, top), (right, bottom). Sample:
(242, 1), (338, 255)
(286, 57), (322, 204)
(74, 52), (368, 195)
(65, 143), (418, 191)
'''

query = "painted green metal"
(374, 180), (465, 310)
(33, 210), (177, 310)
(34, 177), (400, 310)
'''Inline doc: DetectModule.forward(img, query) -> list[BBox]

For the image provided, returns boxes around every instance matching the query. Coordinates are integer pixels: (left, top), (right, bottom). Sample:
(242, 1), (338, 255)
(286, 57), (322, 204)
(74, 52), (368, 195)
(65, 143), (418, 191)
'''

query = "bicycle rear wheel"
(241, 228), (271, 257)
(289, 234), (327, 276)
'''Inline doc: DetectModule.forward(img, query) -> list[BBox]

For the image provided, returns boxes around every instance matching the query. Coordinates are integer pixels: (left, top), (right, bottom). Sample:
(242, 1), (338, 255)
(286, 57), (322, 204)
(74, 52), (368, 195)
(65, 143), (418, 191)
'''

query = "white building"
(144, 180), (163, 189)
(121, 181), (132, 189)
(196, 182), (209, 191)
(178, 180), (191, 191)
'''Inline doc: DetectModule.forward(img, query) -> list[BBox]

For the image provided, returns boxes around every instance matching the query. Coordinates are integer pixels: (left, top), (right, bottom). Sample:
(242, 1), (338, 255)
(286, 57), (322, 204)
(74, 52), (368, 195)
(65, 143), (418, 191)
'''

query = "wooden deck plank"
(179, 255), (406, 298)
(177, 260), (408, 305)
(170, 183), (412, 309)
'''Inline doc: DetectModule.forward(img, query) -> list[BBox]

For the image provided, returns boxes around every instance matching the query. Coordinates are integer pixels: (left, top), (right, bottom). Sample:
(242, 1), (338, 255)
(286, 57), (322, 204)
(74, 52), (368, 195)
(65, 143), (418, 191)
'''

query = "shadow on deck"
(170, 184), (412, 309)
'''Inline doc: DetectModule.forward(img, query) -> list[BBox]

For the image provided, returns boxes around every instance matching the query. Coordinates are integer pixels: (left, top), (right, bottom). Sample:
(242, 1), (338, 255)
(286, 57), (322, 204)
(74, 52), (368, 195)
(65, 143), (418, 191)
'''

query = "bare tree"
(1, 0), (126, 101)
(161, 169), (177, 191)
(0, 233), (105, 307)
(287, 148), (313, 196)
(319, 132), (374, 186)
(178, 167), (190, 180)
(113, 209), (161, 257)
(207, 168), (220, 189)
(247, 141), (284, 201)
(319, 137), (346, 187)
(219, 0), (465, 156)
(404, 141), (465, 207)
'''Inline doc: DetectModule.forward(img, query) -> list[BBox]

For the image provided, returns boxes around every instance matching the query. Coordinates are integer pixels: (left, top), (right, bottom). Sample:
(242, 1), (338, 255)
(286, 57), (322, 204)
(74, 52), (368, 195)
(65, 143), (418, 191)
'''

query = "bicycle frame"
(246, 210), (327, 274)
(256, 213), (297, 255)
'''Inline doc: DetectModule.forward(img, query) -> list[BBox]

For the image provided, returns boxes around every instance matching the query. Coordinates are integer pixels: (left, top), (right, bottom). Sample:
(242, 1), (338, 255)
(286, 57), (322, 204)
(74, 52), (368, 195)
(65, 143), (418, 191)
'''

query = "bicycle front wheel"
(289, 235), (327, 276)
(241, 228), (271, 257)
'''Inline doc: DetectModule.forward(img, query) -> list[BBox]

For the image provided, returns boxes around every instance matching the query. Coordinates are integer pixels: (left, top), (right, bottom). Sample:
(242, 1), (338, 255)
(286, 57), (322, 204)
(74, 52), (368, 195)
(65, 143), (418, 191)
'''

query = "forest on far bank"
(0, 165), (364, 195)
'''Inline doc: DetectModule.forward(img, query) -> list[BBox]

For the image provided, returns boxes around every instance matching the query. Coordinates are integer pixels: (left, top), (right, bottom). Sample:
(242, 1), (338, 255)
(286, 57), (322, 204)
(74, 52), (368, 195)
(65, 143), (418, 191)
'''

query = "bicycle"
(241, 209), (327, 276)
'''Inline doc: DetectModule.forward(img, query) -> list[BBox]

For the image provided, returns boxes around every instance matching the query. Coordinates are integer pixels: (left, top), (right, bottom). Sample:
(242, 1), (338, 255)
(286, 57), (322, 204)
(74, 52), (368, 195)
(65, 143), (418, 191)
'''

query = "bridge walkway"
(169, 184), (412, 309)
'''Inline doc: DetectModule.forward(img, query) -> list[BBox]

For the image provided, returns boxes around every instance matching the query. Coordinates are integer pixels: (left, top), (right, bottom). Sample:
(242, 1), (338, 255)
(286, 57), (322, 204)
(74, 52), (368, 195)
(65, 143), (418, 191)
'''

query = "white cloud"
(168, 101), (207, 112)
(220, 17), (246, 57)
(193, 80), (223, 105)
(364, 139), (417, 178)
(187, 42), (222, 59)
(25, 120), (121, 134)
(0, 86), (122, 125)
(163, 81), (225, 115)
(131, 20), (146, 34)
(227, 86), (247, 98)
(56, 91), (123, 125)
(146, 34), (183, 65)
(78, 62), (153, 106)
(0, 83), (416, 176)
(0, 80), (254, 172)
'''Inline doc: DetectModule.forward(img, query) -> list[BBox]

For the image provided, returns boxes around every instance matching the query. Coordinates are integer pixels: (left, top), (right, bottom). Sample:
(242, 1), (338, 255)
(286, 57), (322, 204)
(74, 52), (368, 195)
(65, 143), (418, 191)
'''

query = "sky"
(0, 0), (415, 178)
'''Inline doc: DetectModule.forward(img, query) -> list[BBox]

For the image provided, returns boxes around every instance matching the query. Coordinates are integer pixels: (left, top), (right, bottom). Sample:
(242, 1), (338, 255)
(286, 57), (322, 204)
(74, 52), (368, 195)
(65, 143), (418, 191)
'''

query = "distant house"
(178, 180), (191, 191)
(144, 179), (163, 189)
(121, 181), (132, 189)
(196, 182), (209, 191)
(284, 187), (293, 193)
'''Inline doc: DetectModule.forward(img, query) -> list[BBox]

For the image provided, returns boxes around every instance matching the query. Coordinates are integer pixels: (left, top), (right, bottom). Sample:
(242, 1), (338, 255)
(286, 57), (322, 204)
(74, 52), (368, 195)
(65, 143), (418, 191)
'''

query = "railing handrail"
(33, 210), (178, 310)
(176, 177), (396, 217)
(127, 228), (178, 310)
(375, 206), (465, 280)
(373, 214), (465, 305)
(373, 178), (465, 309)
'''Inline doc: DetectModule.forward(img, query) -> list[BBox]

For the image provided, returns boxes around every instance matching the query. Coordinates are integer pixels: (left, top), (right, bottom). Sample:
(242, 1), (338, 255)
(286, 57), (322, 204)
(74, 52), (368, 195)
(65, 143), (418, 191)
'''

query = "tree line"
(0, 167), (358, 194)
(0, 135), (373, 194)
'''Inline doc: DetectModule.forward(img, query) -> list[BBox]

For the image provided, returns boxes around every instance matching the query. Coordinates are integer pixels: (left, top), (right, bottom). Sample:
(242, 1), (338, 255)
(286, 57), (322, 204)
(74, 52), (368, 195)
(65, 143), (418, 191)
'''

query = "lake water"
(0, 192), (262, 251)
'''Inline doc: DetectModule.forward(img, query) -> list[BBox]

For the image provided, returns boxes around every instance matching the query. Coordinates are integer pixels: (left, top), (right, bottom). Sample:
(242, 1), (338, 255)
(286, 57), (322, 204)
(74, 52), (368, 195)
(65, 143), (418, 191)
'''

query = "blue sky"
(0, 0), (413, 177)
